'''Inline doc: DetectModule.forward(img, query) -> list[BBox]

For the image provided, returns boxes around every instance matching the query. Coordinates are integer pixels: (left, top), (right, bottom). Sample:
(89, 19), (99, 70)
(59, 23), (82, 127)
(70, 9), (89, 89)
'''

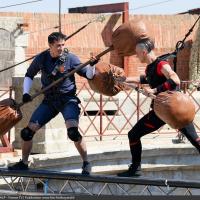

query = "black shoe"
(117, 163), (141, 177)
(81, 161), (91, 175)
(8, 160), (29, 170)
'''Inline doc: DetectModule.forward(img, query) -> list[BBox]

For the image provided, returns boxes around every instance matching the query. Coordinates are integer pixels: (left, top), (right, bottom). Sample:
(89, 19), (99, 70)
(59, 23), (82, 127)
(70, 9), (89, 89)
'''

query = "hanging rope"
(158, 15), (200, 72)
(0, 0), (43, 9)
(0, 14), (105, 73)
(173, 15), (200, 72)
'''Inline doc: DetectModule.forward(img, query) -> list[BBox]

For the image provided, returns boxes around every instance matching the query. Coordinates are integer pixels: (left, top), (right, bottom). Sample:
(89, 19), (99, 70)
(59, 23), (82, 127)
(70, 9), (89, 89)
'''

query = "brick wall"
(0, 12), (199, 82)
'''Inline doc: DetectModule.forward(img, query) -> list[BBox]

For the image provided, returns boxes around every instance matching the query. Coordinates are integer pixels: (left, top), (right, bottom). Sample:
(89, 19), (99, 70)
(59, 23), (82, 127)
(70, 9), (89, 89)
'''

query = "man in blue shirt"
(8, 32), (97, 175)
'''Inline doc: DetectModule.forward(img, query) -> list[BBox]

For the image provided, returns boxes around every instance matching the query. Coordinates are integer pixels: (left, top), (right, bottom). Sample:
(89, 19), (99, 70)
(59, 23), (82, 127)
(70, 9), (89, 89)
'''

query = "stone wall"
(0, 16), (28, 86)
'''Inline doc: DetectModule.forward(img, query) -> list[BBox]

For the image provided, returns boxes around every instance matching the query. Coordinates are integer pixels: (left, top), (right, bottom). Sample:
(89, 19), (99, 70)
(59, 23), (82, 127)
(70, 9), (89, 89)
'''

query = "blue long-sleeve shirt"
(25, 50), (88, 95)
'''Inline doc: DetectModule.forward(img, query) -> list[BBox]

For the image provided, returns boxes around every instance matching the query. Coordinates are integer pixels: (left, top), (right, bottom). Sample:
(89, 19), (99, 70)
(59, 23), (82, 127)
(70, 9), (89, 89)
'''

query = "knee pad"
(67, 127), (82, 142)
(21, 127), (35, 141)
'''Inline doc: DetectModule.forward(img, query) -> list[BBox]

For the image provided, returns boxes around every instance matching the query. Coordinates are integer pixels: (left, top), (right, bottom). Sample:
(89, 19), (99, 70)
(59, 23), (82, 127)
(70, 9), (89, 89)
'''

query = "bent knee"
(28, 122), (41, 132)
(67, 127), (82, 142)
(21, 127), (35, 141)
(128, 129), (137, 141)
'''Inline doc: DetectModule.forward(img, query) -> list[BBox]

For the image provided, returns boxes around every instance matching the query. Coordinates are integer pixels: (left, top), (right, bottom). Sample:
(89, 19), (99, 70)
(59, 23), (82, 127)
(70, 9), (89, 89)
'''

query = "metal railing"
(76, 81), (200, 138)
(1, 81), (200, 139)
(0, 168), (200, 196)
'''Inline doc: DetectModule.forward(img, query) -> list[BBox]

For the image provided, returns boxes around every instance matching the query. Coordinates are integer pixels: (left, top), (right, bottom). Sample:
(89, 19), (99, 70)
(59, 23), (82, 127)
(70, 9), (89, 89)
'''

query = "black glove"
(22, 93), (32, 103)
(89, 57), (100, 66)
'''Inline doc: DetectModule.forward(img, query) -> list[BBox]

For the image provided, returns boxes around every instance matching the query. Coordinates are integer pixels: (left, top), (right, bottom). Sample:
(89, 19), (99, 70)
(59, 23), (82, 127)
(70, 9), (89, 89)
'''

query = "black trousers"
(128, 110), (200, 164)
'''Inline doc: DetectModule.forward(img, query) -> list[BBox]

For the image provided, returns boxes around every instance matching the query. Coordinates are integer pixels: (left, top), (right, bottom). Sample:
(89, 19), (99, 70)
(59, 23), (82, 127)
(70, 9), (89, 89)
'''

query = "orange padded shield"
(0, 98), (22, 136)
(153, 91), (195, 129)
(88, 62), (126, 96)
(112, 20), (151, 56)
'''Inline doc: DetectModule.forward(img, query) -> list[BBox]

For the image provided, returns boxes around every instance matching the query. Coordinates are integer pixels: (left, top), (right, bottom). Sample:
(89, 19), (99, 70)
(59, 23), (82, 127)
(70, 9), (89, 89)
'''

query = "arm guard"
(23, 76), (33, 94)
(86, 65), (96, 80)
(156, 78), (177, 94)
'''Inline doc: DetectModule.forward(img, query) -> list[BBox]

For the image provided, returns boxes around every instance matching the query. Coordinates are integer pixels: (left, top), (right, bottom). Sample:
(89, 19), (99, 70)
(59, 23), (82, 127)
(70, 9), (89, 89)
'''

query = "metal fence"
(76, 81), (200, 138)
(1, 81), (200, 140)
(0, 169), (200, 196)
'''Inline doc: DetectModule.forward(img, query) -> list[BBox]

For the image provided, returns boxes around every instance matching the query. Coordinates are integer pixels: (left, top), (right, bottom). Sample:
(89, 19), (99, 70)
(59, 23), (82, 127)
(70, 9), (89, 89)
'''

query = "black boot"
(81, 161), (91, 175)
(8, 160), (29, 170)
(117, 163), (141, 177)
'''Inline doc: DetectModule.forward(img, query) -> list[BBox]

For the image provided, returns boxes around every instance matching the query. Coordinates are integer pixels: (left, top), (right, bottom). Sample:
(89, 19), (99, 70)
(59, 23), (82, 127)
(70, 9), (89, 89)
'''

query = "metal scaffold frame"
(0, 168), (200, 196)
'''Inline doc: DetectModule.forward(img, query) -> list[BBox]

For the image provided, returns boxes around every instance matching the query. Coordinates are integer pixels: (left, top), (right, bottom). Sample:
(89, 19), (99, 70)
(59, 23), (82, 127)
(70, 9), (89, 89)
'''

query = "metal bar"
(122, 2), (129, 77)
(8, 86), (13, 142)
(1, 169), (200, 189)
(100, 94), (103, 141)
(58, 0), (61, 33)
(17, 46), (114, 108)
(137, 86), (140, 121)
(68, 2), (129, 13)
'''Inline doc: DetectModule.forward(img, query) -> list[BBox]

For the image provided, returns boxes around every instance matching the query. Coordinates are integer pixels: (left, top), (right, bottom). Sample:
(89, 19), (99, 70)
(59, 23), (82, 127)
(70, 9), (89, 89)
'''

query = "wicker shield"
(0, 98), (22, 136)
(88, 62), (126, 96)
(153, 91), (195, 129)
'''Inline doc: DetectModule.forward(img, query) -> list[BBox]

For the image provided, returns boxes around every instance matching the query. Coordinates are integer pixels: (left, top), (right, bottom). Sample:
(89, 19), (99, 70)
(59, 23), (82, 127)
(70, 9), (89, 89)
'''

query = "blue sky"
(0, 0), (199, 14)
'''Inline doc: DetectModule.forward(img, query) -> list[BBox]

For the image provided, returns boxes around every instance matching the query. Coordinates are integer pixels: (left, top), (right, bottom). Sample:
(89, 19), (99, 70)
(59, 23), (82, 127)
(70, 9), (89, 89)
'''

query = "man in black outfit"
(117, 39), (200, 177)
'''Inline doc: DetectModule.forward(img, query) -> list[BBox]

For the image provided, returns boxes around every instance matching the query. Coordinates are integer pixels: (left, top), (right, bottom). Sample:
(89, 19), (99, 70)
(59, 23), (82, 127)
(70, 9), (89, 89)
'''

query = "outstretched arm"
(125, 76), (141, 84)
(114, 75), (145, 84)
